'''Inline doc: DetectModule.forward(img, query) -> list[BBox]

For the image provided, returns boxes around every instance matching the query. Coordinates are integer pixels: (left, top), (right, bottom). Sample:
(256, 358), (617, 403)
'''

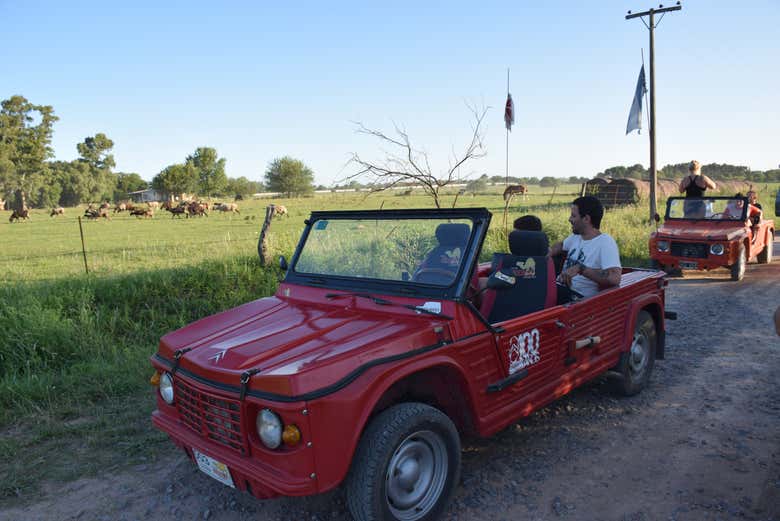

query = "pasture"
(0, 182), (777, 501)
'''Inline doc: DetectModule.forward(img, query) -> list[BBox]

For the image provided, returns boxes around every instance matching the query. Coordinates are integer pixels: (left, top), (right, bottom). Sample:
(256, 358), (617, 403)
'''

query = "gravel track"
(4, 240), (779, 521)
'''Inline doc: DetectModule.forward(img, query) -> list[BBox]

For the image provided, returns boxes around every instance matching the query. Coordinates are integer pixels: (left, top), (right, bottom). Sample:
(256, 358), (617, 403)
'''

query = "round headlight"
(657, 240), (670, 252)
(256, 409), (283, 449)
(159, 372), (174, 404)
(710, 243), (724, 255)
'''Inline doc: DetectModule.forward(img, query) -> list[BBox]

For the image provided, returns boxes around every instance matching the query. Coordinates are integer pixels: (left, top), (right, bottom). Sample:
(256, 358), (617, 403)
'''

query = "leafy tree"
(113, 172), (148, 201)
(77, 133), (115, 171)
(264, 156), (315, 197)
(225, 176), (261, 199)
(187, 147), (227, 197)
(465, 174), (489, 193)
(539, 176), (561, 187)
(51, 160), (94, 207)
(152, 163), (197, 198)
(0, 95), (58, 209)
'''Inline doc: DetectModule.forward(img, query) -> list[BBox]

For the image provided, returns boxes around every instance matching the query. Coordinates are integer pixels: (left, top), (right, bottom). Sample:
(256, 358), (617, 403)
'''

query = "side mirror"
(486, 269), (516, 291)
(279, 255), (288, 271)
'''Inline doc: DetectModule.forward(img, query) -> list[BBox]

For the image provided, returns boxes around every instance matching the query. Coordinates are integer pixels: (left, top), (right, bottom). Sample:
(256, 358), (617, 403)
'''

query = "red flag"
(504, 93), (514, 131)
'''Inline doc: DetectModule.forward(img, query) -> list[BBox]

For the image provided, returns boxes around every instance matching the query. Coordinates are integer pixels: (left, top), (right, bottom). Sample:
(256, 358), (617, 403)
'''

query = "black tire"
(757, 234), (773, 264)
(346, 403), (461, 521)
(730, 244), (746, 281)
(613, 310), (656, 396)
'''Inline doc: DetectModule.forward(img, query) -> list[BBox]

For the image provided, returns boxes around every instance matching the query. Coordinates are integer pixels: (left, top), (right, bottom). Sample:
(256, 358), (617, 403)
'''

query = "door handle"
(574, 336), (601, 350)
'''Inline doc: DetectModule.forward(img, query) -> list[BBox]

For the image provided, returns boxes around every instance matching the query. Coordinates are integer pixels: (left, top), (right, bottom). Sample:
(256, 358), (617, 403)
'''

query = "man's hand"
(560, 262), (582, 287)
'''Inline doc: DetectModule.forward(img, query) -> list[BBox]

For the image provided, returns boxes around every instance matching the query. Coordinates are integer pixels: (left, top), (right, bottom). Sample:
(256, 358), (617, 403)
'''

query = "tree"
(187, 147), (227, 197)
(225, 176), (259, 199)
(539, 176), (561, 187)
(113, 172), (148, 201)
(152, 163), (197, 198)
(77, 133), (115, 171)
(465, 174), (489, 194)
(345, 105), (488, 208)
(0, 95), (58, 210)
(264, 156), (314, 197)
(51, 160), (94, 207)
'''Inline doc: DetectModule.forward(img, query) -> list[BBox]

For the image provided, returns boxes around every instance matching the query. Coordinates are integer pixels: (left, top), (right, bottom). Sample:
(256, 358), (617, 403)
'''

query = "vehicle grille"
(174, 378), (246, 454)
(670, 242), (708, 259)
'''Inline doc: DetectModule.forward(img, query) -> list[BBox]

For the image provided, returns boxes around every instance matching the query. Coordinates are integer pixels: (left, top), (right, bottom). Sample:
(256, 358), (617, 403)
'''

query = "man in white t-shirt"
(550, 196), (621, 298)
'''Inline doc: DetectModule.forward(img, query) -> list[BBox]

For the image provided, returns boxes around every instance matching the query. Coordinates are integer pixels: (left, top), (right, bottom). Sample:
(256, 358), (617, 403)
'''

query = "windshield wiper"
(325, 292), (453, 320)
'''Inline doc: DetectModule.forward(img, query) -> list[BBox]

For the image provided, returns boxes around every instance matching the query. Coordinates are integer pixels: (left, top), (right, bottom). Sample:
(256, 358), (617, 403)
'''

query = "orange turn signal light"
(282, 424), (301, 446)
(150, 372), (161, 386)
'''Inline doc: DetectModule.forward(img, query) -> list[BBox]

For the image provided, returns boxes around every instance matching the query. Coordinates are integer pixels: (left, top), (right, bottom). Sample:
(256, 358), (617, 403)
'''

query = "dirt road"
(4, 242), (779, 521)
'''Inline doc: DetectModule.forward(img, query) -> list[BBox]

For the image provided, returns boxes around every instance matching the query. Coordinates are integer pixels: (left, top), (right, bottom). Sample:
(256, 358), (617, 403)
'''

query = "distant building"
(128, 188), (163, 202)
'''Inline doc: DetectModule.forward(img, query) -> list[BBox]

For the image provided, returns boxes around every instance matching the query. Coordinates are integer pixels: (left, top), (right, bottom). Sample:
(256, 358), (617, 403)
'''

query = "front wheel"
(730, 244), (746, 281)
(346, 403), (461, 521)
(613, 310), (656, 396)
(757, 235), (773, 264)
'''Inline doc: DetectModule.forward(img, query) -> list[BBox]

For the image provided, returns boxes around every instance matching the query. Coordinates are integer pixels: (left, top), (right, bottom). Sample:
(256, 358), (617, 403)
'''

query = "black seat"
(480, 230), (556, 322)
(413, 223), (470, 285)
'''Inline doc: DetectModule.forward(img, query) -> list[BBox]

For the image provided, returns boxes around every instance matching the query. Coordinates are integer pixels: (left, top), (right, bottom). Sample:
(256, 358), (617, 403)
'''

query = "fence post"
(258, 205), (276, 266)
(78, 216), (89, 274)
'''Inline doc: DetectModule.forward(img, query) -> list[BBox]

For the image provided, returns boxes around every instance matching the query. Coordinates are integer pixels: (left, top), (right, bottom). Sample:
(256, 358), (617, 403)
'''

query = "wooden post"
(78, 216), (89, 274)
(258, 205), (276, 266)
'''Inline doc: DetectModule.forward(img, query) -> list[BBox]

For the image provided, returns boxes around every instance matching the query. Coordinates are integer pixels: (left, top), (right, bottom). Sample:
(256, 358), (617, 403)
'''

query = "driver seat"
(480, 230), (556, 323)
(413, 223), (470, 284)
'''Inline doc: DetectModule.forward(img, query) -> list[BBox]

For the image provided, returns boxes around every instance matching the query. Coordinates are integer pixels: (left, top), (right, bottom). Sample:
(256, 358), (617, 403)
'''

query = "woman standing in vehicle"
(679, 160), (717, 218)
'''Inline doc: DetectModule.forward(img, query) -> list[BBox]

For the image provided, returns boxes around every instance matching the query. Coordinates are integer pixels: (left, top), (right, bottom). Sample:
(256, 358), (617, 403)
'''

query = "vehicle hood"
(156, 293), (445, 396)
(655, 222), (747, 242)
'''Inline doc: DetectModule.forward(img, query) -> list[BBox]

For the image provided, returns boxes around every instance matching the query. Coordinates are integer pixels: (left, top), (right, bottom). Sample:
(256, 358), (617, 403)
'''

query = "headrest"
(435, 223), (470, 247)
(508, 230), (549, 257)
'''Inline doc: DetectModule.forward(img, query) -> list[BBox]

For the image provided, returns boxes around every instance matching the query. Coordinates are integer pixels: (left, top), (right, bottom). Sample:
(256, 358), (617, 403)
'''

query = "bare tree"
(345, 104), (488, 208)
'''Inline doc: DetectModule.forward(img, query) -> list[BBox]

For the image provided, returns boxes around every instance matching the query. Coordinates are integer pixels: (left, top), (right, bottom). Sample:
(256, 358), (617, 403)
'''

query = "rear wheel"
(757, 234), (773, 264)
(730, 244), (746, 281)
(346, 403), (461, 521)
(613, 310), (656, 396)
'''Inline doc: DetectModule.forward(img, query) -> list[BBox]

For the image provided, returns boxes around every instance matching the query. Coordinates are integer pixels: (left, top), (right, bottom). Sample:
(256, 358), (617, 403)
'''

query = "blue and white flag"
(626, 65), (647, 135)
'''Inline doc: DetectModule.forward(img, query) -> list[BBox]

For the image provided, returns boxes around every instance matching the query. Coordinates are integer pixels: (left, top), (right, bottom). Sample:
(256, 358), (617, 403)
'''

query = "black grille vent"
(670, 242), (708, 259)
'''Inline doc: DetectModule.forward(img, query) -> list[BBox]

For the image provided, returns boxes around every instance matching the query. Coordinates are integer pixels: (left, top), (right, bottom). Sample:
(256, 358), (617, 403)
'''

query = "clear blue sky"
(2, 0), (778, 186)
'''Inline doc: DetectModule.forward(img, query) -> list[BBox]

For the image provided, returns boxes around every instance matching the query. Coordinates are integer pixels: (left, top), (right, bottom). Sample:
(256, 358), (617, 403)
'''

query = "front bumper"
(152, 410), (317, 499)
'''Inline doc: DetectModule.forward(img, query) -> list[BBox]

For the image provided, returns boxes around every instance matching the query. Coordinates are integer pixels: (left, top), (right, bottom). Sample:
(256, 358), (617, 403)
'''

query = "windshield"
(294, 217), (473, 286)
(666, 198), (747, 221)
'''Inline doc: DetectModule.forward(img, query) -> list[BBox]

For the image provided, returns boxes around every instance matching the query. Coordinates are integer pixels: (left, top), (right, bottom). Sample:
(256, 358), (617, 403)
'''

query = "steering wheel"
(412, 268), (456, 284)
(709, 212), (725, 219)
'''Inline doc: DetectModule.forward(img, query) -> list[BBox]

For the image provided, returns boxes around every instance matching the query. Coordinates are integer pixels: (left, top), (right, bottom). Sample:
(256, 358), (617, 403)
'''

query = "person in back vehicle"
(679, 160), (717, 218)
(550, 196), (621, 298)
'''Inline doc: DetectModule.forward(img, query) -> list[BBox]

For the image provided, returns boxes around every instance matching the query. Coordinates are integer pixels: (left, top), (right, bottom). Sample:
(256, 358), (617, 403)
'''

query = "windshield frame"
(283, 208), (492, 300)
(664, 196), (749, 222)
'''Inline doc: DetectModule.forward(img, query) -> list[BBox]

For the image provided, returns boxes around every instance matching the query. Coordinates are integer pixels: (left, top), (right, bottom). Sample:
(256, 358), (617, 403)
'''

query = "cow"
(84, 206), (110, 220)
(503, 184), (528, 202)
(50, 207), (65, 217)
(9, 209), (30, 222)
(187, 201), (209, 217)
(216, 203), (240, 214)
(147, 201), (160, 210)
(273, 205), (289, 218)
(131, 208), (154, 219)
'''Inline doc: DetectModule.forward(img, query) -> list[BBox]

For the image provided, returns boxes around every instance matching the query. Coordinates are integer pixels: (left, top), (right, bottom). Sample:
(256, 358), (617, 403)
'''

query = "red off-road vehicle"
(151, 208), (670, 521)
(649, 196), (774, 281)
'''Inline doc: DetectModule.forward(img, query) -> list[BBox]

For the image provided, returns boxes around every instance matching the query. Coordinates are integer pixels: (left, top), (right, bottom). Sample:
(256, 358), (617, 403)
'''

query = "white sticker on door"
(508, 328), (540, 374)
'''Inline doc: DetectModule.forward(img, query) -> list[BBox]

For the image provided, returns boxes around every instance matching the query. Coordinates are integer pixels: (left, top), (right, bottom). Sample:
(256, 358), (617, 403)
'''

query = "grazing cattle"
(216, 203), (240, 214)
(503, 184), (528, 201)
(50, 207), (65, 217)
(211, 202), (224, 211)
(99, 201), (111, 210)
(187, 201), (209, 218)
(84, 207), (110, 220)
(168, 206), (187, 218)
(131, 208), (154, 219)
(147, 201), (160, 210)
(114, 202), (135, 213)
(9, 209), (30, 222)
(273, 204), (289, 218)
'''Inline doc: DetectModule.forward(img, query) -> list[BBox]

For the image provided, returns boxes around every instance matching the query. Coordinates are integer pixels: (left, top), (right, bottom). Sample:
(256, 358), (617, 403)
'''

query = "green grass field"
(0, 182), (777, 502)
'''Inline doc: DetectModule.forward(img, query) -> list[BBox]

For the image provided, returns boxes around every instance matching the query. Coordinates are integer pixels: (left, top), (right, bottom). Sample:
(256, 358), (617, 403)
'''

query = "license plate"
(193, 449), (235, 488)
(679, 261), (698, 269)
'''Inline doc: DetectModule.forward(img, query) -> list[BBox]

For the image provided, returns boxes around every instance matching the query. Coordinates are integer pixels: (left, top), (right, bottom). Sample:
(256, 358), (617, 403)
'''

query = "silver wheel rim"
(629, 331), (649, 377)
(385, 430), (448, 520)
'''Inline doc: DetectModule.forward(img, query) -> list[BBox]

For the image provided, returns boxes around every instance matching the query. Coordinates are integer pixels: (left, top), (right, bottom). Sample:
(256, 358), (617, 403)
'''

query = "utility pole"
(626, 2), (682, 220)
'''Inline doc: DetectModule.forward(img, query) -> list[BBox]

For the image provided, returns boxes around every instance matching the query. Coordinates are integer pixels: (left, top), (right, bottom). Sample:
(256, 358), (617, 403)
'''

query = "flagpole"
(505, 68), (510, 187)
